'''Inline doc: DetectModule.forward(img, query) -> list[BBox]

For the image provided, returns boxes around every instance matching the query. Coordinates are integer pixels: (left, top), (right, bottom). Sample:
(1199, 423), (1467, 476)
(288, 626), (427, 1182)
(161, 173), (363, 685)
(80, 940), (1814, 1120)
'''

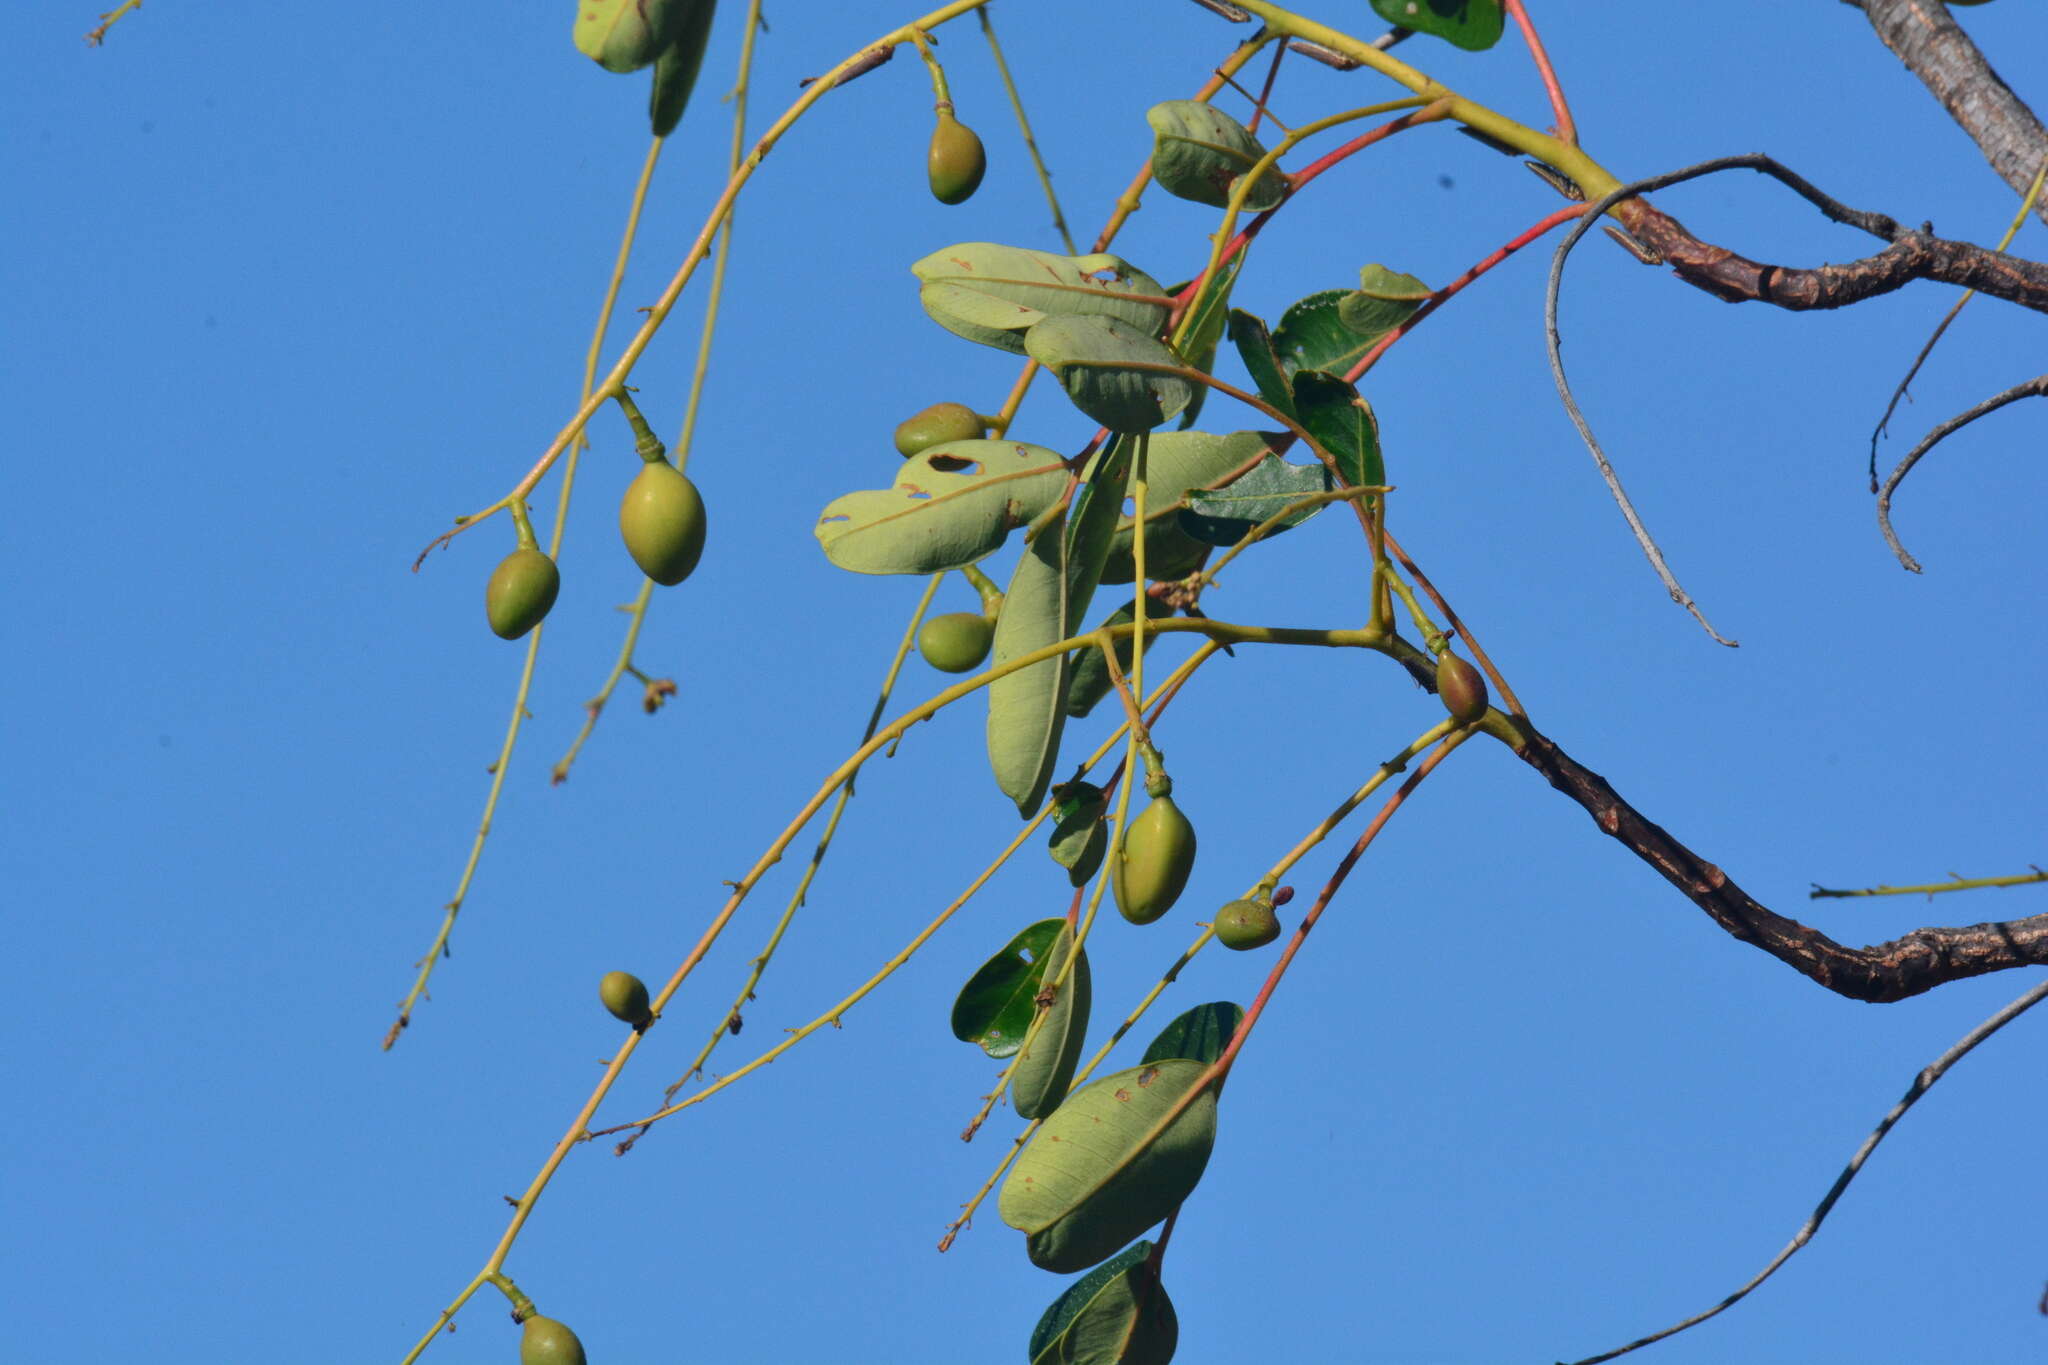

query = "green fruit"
(1436, 653), (1489, 725)
(892, 402), (986, 457)
(1112, 794), (1197, 925)
(1213, 898), (1280, 951)
(485, 548), (561, 641)
(520, 1315), (587, 1365)
(919, 612), (995, 673)
(619, 460), (707, 586)
(599, 970), (652, 1028)
(573, 0), (700, 74)
(927, 112), (987, 205)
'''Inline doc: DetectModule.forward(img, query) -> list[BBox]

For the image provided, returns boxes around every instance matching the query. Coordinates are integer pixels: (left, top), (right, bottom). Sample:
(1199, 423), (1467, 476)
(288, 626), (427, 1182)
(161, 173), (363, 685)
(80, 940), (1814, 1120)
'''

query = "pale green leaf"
(814, 440), (1067, 576)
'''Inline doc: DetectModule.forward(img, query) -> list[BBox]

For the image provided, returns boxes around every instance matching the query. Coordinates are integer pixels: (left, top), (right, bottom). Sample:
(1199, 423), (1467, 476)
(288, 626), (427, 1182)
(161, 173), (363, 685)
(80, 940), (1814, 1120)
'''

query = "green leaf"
(1369, 0), (1505, 51)
(913, 244), (1173, 356)
(1028, 1240), (1180, 1365)
(574, 0), (702, 73)
(1012, 923), (1092, 1121)
(1048, 781), (1109, 884)
(1334, 263), (1431, 349)
(1141, 1001), (1244, 1067)
(1168, 257), (1241, 431)
(1000, 1060), (1219, 1274)
(1026, 316), (1192, 433)
(1291, 372), (1384, 489)
(1101, 430), (1282, 584)
(814, 440), (1068, 576)
(1178, 454), (1332, 548)
(1064, 597), (1173, 720)
(1145, 100), (1288, 212)
(647, 0), (717, 136)
(1225, 309), (1296, 422)
(951, 919), (1065, 1058)
(988, 513), (1076, 816)
(1272, 290), (1383, 379)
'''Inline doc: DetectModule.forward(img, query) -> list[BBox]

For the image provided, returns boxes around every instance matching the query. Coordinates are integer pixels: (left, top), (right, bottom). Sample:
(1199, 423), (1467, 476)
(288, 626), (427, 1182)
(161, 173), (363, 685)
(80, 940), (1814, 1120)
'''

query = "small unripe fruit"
(1213, 898), (1280, 951)
(520, 1314), (587, 1365)
(486, 548), (561, 640)
(599, 970), (653, 1028)
(928, 112), (987, 205)
(1435, 653), (1488, 725)
(919, 612), (995, 673)
(893, 402), (987, 457)
(1112, 794), (1197, 925)
(619, 460), (707, 586)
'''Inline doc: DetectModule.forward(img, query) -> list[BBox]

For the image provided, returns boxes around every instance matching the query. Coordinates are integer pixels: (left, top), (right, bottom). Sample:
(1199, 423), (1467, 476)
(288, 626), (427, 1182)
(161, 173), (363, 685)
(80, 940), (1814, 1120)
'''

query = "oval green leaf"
(1146, 100), (1288, 211)
(815, 440), (1068, 576)
(574, 0), (699, 73)
(1047, 780), (1109, 882)
(1000, 1060), (1219, 1274)
(1012, 924), (1092, 1121)
(1291, 373), (1384, 490)
(1100, 429), (1280, 583)
(1141, 1001), (1244, 1067)
(1226, 309), (1297, 422)
(1026, 315), (1192, 433)
(988, 512), (1077, 817)
(1179, 453), (1333, 547)
(951, 918), (1065, 1058)
(1028, 1240), (1180, 1365)
(1369, 0), (1505, 51)
(912, 244), (1172, 356)
(648, 0), (717, 136)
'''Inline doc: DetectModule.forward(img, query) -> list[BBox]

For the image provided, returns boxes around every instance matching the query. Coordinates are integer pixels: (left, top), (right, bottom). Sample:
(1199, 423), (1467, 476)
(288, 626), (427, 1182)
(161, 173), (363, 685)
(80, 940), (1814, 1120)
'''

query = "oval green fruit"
(1112, 795), (1197, 925)
(928, 112), (987, 205)
(892, 401), (986, 457)
(485, 548), (561, 641)
(919, 612), (995, 673)
(520, 1315), (587, 1365)
(1213, 898), (1280, 951)
(599, 970), (652, 1028)
(1436, 653), (1488, 725)
(619, 460), (707, 586)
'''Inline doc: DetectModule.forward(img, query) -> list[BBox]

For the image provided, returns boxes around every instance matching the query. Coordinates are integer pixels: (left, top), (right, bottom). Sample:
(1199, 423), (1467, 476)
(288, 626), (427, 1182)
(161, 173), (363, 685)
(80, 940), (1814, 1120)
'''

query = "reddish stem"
(1504, 0), (1576, 146)
(1244, 41), (1288, 138)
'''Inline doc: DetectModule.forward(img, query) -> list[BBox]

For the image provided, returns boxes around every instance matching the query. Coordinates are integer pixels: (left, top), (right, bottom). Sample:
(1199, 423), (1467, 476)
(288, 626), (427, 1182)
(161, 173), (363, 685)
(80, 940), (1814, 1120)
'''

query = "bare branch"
(1877, 373), (2048, 571)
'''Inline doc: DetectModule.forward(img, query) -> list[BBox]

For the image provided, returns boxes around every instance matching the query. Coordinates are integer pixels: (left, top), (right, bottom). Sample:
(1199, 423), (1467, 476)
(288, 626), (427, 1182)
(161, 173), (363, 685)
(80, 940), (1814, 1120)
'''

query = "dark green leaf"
(1225, 309), (1295, 421)
(1048, 781), (1109, 883)
(1292, 372), (1384, 489)
(952, 919), (1065, 1058)
(1001, 1060), (1219, 1274)
(1145, 100), (1288, 211)
(1368, 0), (1506, 51)
(1064, 597), (1173, 719)
(1026, 316), (1192, 432)
(1169, 256), (1241, 430)
(1272, 290), (1380, 379)
(1141, 1001), (1244, 1067)
(1333, 263), (1431, 349)
(1178, 454), (1332, 547)
(647, 0), (717, 136)
(1028, 1240), (1179, 1365)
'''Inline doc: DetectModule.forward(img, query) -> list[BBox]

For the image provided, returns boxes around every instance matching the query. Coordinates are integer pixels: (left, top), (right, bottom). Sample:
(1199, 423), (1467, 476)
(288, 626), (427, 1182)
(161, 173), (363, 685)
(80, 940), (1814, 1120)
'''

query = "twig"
(1566, 976), (2048, 1363)
(1812, 867), (2048, 900)
(83, 0), (142, 44)
(1876, 374), (2048, 572)
(977, 8), (1076, 254)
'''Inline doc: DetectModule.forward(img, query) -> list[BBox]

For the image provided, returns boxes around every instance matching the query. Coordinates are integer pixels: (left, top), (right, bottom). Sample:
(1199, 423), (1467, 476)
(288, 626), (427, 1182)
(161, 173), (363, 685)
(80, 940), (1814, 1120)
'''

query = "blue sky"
(9, 4), (2048, 1362)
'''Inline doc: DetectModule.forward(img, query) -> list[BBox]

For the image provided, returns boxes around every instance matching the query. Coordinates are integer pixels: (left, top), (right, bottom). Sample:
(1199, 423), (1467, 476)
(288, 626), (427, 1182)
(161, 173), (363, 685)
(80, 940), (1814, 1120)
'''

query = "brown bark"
(1847, 0), (2048, 228)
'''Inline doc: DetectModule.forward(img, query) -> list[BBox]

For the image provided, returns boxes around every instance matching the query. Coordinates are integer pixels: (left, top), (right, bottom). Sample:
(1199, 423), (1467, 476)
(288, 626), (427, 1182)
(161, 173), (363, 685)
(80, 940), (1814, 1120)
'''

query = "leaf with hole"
(1027, 316), (1192, 433)
(1012, 923), (1091, 1121)
(1146, 100), (1288, 211)
(1142, 1001), (1244, 1066)
(1369, 0), (1505, 51)
(1292, 372), (1384, 489)
(1000, 1059), (1219, 1274)
(913, 243), (1172, 356)
(814, 440), (1068, 576)
(951, 918), (1066, 1059)
(1028, 1240), (1179, 1365)
(1178, 453), (1333, 548)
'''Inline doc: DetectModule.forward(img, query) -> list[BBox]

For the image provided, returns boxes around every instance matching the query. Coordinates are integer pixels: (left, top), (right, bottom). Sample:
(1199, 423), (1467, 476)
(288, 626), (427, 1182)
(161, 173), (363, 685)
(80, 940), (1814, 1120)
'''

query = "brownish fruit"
(486, 548), (561, 640)
(1213, 898), (1280, 950)
(928, 112), (987, 205)
(520, 1314), (587, 1365)
(1112, 795), (1197, 925)
(599, 970), (653, 1028)
(893, 402), (986, 457)
(619, 460), (707, 586)
(1436, 653), (1488, 725)
(919, 612), (995, 673)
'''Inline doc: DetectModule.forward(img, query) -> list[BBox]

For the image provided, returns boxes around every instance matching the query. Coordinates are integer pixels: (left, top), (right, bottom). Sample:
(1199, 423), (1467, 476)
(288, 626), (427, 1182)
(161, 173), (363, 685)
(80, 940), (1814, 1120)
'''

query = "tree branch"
(1846, 0), (2048, 229)
(1510, 725), (2048, 1001)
